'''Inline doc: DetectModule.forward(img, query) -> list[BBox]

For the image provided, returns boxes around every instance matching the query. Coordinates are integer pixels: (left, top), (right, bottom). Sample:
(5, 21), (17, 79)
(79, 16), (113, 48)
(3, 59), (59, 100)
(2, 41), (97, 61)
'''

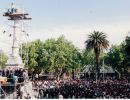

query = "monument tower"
(3, 3), (31, 69)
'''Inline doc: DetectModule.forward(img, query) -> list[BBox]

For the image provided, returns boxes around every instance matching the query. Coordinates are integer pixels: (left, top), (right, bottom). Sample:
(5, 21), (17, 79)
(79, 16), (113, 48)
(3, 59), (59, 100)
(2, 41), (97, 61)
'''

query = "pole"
(103, 59), (104, 82)
(96, 72), (97, 84)
(94, 60), (97, 84)
(12, 20), (16, 56)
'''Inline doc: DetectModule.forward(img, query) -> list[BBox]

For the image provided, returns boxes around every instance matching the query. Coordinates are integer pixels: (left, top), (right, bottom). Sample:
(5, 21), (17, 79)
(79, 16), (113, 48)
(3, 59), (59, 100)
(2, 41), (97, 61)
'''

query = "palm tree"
(85, 31), (109, 79)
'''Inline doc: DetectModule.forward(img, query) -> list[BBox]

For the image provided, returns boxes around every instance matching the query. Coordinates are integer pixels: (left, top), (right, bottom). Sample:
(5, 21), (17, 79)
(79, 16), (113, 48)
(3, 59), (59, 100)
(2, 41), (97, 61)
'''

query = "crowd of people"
(1, 69), (130, 99)
(32, 78), (130, 99)
(0, 68), (30, 84)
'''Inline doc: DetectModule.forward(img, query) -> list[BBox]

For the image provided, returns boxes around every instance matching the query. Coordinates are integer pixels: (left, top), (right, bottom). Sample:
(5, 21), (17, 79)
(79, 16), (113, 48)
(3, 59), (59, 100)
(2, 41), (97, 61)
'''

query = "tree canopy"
(0, 51), (8, 68)
(22, 35), (82, 78)
(21, 32), (130, 79)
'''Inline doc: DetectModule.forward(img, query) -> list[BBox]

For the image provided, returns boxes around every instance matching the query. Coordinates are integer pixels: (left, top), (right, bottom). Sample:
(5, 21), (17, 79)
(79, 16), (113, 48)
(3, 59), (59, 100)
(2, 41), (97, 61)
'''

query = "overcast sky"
(0, 0), (130, 55)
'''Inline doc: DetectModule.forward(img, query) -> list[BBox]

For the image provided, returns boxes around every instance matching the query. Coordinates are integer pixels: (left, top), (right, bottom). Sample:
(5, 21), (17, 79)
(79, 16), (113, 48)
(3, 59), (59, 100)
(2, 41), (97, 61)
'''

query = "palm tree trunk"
(95, 52), (100, 80)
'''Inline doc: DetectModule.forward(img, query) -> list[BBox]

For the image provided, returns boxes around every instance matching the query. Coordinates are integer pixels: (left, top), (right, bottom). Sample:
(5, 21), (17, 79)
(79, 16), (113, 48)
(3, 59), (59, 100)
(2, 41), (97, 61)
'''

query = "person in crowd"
(2, 69), (5, 77)
(23, 69), (29, 83)
(0, 70), (2, 76)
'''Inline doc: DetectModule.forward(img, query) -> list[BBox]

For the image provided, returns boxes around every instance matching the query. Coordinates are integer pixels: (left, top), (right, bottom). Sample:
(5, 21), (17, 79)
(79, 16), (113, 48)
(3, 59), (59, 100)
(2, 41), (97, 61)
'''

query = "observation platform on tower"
(3, 3), (31, 20)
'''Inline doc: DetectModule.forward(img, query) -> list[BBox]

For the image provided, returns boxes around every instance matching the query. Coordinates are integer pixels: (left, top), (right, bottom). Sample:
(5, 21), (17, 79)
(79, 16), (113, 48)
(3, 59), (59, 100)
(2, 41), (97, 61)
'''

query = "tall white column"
(12, 20), (20, 57)
(5, 20), (24, 69)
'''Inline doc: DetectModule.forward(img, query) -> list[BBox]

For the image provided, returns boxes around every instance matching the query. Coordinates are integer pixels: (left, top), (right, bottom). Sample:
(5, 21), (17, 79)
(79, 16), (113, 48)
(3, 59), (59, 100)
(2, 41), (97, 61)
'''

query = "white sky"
(0, 0), (130, 55)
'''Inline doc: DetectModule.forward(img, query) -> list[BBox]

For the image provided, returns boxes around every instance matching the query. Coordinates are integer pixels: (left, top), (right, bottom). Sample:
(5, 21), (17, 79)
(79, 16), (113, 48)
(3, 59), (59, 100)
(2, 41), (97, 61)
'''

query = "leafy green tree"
(71, 49), (82, 79)
(125, 36), (130, 55)
(124, 36), (130, 67)
(0, 51), (8, 68)
(82, 49), (95, 66)
(22, 42), (38, 70)
(43, 35), (82, 79)
(105, 45), (125, 78)
(22, 35), (82, 79)
(85, 31), (109, 79)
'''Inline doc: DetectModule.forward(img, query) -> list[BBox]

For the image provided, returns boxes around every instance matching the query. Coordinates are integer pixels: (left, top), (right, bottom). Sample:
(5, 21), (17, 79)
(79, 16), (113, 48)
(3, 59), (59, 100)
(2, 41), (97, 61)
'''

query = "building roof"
(82, 65), (115, 73)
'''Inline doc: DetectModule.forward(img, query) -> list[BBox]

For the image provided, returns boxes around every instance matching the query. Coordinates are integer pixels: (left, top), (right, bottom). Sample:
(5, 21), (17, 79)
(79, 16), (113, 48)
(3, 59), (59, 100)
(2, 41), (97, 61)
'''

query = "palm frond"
(85, 31), (109, 51)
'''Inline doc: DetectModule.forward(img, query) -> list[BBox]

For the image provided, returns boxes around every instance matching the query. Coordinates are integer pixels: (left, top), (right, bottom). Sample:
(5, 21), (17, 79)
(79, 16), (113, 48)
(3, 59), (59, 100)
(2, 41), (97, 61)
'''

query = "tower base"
(5, 55), (24, 69)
